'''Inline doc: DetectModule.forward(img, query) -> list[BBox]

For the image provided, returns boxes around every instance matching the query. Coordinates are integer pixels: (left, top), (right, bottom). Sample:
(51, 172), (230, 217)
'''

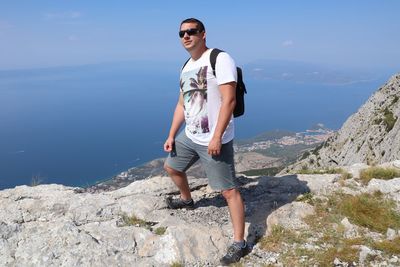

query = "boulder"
(266, 202), (315, 233)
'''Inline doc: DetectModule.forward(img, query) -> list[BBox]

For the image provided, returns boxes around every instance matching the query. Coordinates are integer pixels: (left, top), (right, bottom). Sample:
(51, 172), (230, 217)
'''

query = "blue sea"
(0, 61), (386, 189)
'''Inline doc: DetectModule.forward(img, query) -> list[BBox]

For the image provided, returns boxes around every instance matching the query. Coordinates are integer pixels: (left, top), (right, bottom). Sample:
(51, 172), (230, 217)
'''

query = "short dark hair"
(180, 18), (205, 32)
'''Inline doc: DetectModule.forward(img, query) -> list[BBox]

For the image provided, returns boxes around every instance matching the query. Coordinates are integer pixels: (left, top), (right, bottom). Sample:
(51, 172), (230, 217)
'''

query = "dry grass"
(259, 225), (303, 252)
(317, 246), (358, 266)
(359, 167), (400, 184)
(339, 192), (400, 233)
(297, 168), (342, 174)
(260, 192), (400, 266)
(372, 236), (400, 255)
(297, 168), (352, 182)
(170, 262), (183, 267)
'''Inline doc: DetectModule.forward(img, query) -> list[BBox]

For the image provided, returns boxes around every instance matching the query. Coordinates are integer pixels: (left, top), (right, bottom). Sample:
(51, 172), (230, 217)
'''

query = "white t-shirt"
(180, 48), (237, 146)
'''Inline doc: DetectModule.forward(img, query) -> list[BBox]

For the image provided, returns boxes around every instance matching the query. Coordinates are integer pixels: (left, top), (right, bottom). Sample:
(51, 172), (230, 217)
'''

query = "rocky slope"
(1, 161), (400, 266)
(282, 73), (400, 173)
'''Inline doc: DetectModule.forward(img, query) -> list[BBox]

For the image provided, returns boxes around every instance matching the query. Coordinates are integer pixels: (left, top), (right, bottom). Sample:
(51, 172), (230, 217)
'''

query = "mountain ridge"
(282, 73), (400, 173)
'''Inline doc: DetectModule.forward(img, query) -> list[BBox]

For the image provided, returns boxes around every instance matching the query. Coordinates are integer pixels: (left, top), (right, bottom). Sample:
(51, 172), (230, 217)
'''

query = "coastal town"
(235, 125), (335, 153)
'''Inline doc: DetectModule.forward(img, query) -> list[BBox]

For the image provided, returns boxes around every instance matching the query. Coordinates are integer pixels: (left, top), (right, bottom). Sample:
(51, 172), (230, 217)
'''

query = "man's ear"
(202, 31), (206, 41)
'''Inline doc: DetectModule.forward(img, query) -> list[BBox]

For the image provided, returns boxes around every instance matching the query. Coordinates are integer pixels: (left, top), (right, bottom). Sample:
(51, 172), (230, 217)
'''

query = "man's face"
(179, 22), (205, 51)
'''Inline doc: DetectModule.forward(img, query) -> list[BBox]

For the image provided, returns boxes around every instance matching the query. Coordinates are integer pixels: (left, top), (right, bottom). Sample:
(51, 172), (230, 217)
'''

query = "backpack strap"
(181, 57), (190, 70)
(210, 48), (224, 76)
(182, 48), (223, 74)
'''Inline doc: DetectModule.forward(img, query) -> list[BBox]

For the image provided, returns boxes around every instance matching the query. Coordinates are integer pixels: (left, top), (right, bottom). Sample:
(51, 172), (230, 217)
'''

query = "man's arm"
(164, 93), (185, 152)
(208, 81), (236, 156)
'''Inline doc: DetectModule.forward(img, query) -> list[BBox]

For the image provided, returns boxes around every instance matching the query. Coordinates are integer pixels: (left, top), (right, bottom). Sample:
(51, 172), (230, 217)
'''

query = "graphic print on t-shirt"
(180, 66), (209, 135)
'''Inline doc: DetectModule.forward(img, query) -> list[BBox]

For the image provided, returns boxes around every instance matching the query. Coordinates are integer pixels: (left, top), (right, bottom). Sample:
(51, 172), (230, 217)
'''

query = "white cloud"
(44, 11), (82, 20)
(282, 40), (294, 47)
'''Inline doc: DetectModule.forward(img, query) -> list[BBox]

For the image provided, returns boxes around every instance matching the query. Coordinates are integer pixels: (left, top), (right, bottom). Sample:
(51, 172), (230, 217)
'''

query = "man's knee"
(221, 188), (239, 200)
(164, 163), (183, 176)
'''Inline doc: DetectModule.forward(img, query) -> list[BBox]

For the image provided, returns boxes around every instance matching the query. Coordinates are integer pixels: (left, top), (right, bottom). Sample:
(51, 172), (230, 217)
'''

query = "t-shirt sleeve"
(215, 52), (237, 85)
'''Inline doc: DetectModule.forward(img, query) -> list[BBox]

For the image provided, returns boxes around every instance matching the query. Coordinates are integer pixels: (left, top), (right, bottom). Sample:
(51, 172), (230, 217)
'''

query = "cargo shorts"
(165, 131), (237, 191)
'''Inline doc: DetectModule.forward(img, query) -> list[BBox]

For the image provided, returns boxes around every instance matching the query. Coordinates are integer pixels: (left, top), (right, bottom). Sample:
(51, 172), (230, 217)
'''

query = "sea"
(0, 61), (387, 189)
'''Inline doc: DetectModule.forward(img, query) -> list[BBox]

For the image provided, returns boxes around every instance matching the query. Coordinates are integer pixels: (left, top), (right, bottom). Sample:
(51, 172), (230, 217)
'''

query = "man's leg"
(164, 165), (192, 201)
(219, 187), (247, 265)
(164, 132), (199, 203)
(222, 188), (245, 242)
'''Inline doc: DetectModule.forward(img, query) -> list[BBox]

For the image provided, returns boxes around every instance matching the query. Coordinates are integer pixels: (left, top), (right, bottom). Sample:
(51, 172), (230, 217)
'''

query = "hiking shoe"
(165, 196), (195, 210)
(220, 242), (248, 265)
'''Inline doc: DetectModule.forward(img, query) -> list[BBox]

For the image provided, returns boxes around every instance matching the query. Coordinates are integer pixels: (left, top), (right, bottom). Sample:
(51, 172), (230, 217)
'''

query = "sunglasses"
(179, 28), (202, 38)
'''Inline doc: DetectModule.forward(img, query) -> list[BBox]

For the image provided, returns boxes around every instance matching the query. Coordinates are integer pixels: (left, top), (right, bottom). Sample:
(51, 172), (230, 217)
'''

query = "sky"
(1, 1), (400, 71)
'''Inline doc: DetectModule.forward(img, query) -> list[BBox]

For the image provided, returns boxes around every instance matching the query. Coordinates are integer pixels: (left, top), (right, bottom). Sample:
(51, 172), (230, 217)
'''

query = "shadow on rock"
(194, 174), (310, 247)
(243, 174), (310, 246)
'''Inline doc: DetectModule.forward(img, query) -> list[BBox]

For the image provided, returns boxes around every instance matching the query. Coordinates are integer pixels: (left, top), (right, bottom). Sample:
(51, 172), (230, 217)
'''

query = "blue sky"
(1, 1), (399, 70)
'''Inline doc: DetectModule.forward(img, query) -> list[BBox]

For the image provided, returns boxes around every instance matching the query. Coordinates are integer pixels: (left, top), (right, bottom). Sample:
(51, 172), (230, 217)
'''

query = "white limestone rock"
(367, 178), (400, 202)
(297, 174), (340, 195)
(341, 217), (360, 238)
(386, 228), (397, 240)
(343, 163), (369, 179)
(266, 202), (315, 233)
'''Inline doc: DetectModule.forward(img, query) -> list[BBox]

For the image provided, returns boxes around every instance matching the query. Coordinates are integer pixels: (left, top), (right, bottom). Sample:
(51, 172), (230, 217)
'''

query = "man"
(163, 18), (247, 265)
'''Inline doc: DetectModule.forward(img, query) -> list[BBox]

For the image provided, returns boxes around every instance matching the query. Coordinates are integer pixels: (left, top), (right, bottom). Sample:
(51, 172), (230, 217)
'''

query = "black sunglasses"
(179, 28), (202, 38)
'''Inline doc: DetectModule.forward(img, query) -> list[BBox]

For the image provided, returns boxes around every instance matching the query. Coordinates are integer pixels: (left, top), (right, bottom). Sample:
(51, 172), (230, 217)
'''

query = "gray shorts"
(165, 131), (237, 191)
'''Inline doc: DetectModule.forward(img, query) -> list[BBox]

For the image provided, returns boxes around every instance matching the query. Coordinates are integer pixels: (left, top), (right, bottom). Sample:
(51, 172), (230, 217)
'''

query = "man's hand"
(164, 137), (175, 152)
(208, 137), (222, 156)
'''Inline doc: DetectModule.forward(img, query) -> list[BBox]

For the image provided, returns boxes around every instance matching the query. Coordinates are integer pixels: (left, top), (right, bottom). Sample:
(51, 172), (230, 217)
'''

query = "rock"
(359, 245), (380, 265)
(341, 217), (359, 238)
(389, 255), (399, 264)
(386, 228), (397, 240)
(0, 173), (312, 266)
(394, 160), (400, 169)
(266, 202), (314, 233)
(297, 174), (340, 195)
(367, 178), (400, 202)
(1, 163), (398, 266)
(343, 163), (369, 179)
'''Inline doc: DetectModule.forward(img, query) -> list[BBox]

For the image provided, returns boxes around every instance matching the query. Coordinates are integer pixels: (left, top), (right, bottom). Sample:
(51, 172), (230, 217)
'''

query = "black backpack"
(182, 48), (247, 117)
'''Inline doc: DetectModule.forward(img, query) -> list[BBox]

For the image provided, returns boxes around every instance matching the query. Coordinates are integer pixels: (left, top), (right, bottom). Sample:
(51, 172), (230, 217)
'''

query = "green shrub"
(154, 227), (167, 235)
(241, 167), (282, 176)
(296, 192), (314, 204)
(390, 95), (399, 106)
(383, 108), (397, 132)
(300, 151), (311, 160)
(120, 214), (156, 230)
